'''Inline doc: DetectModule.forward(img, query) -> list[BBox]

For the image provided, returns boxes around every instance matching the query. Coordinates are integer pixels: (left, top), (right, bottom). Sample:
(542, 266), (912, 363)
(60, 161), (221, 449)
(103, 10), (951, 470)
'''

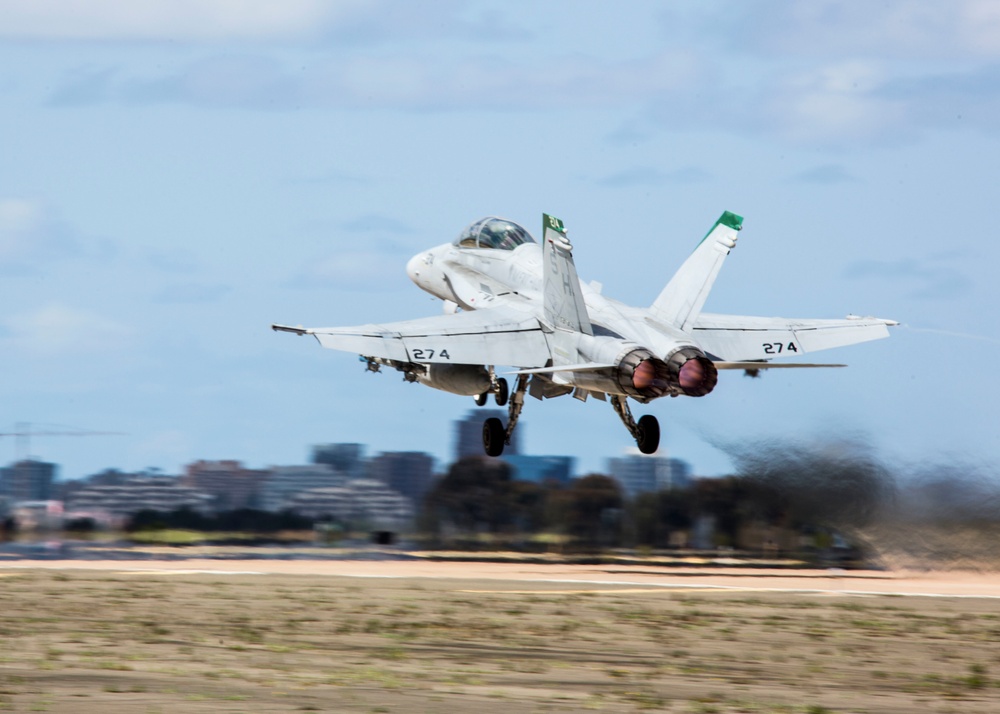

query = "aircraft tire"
(494, 377), (509, 407)
(483, 417), (505, 457)
(474, 392), (488, 406)
(636, 414), (660, 454)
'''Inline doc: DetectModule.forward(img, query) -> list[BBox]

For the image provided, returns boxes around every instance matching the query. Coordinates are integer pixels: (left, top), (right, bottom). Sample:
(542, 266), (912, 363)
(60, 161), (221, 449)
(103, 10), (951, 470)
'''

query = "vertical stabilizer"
(650, 211), (743, 331)
(542, 214), (593, 335)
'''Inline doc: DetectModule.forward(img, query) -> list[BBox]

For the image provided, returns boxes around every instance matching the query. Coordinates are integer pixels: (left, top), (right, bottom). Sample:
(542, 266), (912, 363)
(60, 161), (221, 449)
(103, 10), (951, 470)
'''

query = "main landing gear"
(480, 382), (661, 457)
(473, 374), (509, 407)
(610, 395), (660, 454)
(481, 374), (528, 457)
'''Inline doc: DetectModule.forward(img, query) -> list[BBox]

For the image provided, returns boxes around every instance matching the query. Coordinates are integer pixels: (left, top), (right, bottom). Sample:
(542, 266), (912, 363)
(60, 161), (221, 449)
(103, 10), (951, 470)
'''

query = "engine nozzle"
(665, 347), (718, 397)
(616, 349), (673, 399)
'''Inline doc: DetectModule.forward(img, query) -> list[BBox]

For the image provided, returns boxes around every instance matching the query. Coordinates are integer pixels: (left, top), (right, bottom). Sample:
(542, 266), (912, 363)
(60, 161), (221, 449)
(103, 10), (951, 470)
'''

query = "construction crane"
(0, 423), (124, 462)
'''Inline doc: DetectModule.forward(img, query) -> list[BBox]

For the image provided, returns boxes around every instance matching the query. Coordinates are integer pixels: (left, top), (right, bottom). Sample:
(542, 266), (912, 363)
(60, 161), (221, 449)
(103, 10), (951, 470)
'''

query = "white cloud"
(60, 49), (707, 112)
(0, 0), (363, 42)
(0, 0), (530, 46)
(0, 199), (43, 254)
(1, 304), (132, 356)
(962, 1), (1000, 56)
(0, 198), (82, 274)
(735, 0), (1000, 60)
(765, 62), (908, 143)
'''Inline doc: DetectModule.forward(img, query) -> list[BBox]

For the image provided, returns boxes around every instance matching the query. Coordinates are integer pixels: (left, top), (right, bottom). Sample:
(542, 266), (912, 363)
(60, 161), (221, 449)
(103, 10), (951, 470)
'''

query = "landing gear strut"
(481, 373), (528, 457)
(611, 395), (660, 454)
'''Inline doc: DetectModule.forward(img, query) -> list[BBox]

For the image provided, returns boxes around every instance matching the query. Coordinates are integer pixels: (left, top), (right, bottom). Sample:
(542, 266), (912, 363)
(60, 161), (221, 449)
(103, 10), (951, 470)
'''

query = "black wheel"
(494, 377), (509, 407)
(474, 392), (488, 407)
(636, 414), (660, 454)
(483, 417), (505, 457)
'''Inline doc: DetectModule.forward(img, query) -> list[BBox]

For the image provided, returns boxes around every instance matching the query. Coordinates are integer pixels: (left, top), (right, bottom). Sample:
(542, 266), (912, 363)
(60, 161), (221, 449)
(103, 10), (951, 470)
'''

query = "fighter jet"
(273, 213), (896, 456)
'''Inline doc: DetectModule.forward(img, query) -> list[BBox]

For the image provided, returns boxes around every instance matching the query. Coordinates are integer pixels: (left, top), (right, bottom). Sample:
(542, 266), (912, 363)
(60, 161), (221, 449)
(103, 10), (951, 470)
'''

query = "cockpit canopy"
(454, 217), (536, 251)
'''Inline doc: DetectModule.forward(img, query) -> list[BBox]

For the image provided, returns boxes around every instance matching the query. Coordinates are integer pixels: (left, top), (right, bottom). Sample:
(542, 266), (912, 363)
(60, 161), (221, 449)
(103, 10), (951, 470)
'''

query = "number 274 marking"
(411, 348), (450, 360)
(763, 342), (798, 354)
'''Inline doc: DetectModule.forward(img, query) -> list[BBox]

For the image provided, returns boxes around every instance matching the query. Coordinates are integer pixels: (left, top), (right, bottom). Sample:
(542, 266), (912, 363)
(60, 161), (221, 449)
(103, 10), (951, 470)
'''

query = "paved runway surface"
(4, 559), (1000, 598)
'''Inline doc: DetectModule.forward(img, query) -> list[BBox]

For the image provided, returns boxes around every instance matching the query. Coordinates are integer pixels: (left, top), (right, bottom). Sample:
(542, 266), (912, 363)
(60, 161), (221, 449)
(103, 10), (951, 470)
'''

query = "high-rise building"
(181, 460), (269, 512)
(664, 458), (692, 490)
(0, 460), (57, 501)
(367, 451), (435, 505)
(312, 443), (366, 479)
(504, 455), (574, 485)
(259, 464), (345, 512)
(607, 452), (692, 498)
(454, 410), (519, 461)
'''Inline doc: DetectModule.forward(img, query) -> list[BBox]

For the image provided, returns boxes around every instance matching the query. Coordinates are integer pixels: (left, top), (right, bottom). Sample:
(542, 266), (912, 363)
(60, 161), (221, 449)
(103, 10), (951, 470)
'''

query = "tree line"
(418, 456), (855, 554)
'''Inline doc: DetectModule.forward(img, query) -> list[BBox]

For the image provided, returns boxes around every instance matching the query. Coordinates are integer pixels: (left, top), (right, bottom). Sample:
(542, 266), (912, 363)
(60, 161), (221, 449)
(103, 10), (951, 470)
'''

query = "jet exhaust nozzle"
(575, 337), (717, 400)
(665, 347), (718, 397)
(616, 349), (673, 399)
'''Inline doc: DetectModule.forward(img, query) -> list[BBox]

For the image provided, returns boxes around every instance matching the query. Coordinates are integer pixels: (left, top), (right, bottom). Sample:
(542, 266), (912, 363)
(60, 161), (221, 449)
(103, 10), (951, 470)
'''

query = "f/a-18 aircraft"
(273, 212), (896, 457)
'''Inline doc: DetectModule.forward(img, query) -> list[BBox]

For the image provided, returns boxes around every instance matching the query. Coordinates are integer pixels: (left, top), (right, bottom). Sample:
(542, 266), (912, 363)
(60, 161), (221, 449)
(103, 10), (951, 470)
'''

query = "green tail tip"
(720, 211), (743, 231)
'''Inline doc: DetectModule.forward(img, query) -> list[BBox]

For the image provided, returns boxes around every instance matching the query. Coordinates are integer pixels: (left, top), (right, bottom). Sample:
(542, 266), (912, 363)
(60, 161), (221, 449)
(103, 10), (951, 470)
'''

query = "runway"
(4, 558), (1000, 599)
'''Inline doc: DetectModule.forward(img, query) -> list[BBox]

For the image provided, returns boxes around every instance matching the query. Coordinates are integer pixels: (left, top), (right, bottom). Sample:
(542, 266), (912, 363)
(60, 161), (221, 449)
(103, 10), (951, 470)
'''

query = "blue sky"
(2, 0), (999, 480)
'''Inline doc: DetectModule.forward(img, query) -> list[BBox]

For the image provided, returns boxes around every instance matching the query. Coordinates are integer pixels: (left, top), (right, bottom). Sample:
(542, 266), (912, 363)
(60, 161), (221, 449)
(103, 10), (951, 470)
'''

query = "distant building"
(181, 460), (269, 512)
(259, 464), (345, 512)
(0, 460), (57, 501)
(665, 458), (692, 490)
(85, 468), (134, 487)
(607, 453), (692, 498)
(284, 478), (413, 530)
(504, 455), (574, 485)
(56, 468), (130, 503)
(67, 475), (213, 517)
(367, 451), (435, 505)
(454, 410), (519, 461)
(10, 500), (64, 530)
(312, 443), (366, 480)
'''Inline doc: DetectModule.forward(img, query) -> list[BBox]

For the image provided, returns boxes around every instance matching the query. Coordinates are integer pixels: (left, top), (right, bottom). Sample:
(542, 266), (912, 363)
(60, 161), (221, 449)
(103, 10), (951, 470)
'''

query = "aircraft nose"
(406, 253), (424, 286)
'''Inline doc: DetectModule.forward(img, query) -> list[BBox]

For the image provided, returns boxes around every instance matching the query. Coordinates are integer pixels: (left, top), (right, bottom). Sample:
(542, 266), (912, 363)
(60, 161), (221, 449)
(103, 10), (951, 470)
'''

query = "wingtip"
(845, 315), (900, 327)
(272, 323), (310, 335)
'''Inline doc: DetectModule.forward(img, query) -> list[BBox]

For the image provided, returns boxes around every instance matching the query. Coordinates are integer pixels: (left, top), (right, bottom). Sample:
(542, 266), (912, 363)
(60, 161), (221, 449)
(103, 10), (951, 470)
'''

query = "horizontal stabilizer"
(692, 314), (896, 362)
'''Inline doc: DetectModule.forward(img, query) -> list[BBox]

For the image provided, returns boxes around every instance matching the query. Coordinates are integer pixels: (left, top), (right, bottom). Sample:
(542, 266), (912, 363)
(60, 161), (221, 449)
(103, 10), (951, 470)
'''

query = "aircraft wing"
(691, 313), (897, 362)
(272, 306), (552, 367)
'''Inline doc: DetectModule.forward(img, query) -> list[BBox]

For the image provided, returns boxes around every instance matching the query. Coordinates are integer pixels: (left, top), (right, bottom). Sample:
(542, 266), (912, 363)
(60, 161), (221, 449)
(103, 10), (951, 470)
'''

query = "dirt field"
(1, 561), (999, 713)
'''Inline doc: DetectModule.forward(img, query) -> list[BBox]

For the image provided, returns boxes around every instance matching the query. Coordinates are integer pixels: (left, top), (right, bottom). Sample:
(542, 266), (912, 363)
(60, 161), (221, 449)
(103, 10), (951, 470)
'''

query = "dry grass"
(0, 569), (998, 712)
